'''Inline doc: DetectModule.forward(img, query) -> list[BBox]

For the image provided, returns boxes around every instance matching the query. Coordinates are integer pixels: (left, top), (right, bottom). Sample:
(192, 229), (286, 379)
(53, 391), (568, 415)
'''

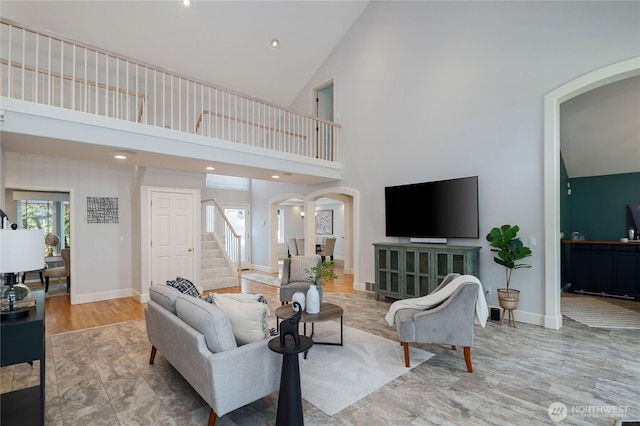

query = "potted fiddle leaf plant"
(486, 224), (532, 313)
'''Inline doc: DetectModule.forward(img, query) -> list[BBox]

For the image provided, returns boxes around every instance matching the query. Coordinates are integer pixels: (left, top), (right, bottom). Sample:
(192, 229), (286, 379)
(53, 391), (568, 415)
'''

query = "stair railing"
(202, 198), (241, 286)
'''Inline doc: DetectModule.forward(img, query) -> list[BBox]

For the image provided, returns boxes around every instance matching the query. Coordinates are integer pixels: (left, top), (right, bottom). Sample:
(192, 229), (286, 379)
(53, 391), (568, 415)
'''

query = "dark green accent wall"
(568, 172), (640, 241)
(560, 156), (570, 238)
(559, 156), (571, 284)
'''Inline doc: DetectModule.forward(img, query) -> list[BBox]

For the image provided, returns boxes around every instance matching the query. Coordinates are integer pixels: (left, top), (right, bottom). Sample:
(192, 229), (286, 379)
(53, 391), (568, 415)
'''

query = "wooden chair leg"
(149, 346), (157, 364)
(208, 408), (217, 426)
(463, 346), (473, 373)
(402, 342), (410, 367)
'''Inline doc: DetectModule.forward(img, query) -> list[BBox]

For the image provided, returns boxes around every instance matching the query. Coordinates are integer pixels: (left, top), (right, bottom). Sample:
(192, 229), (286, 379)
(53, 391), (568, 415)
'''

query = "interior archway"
(268, 187), (360, 288)
(543, 57), (640, 329)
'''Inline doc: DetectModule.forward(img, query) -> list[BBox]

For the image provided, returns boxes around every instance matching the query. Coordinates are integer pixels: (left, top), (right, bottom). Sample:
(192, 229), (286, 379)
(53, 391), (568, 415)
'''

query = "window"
(205, 174), (250, 191)
(17, 198), (70, 253)
(278, 209), (284, 243)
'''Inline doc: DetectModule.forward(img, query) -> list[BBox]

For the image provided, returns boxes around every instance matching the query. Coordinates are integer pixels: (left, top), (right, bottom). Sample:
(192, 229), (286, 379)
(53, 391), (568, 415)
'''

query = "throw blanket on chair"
(385, 275), (489, 328)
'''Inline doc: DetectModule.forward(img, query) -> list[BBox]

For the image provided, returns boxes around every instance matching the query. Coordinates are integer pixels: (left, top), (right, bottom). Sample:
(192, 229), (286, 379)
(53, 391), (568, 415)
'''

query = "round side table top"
(275, 302), (343, 323)
(268, 335), (313, 355)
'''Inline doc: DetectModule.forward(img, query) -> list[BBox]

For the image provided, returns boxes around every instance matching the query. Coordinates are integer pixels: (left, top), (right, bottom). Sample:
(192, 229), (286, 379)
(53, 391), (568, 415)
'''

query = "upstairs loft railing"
(0, 18), (341, 162)
(202, 198), (242, 287)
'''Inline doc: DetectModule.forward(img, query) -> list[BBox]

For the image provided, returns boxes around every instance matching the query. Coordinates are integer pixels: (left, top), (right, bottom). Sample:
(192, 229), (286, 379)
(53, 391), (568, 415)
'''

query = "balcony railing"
(0, 18), (341, 162)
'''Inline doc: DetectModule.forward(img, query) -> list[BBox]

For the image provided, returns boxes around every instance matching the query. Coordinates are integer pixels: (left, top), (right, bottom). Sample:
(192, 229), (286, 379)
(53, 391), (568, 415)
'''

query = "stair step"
(201, 233), (215, 241)
(201, 248), (222, 258)
(202, 267), (234, 280)
(201, 276), (237, 291)
(202, 257), (227, 269)
(201, 240), (218, 250)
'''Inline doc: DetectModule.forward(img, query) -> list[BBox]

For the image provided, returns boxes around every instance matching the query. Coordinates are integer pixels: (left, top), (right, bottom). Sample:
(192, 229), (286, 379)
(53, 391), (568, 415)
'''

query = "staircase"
(201, 233), (237, 290)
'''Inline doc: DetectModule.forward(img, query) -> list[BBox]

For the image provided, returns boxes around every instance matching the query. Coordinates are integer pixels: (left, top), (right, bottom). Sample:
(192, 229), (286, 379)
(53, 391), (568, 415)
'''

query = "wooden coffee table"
(275, 302), (343, 357)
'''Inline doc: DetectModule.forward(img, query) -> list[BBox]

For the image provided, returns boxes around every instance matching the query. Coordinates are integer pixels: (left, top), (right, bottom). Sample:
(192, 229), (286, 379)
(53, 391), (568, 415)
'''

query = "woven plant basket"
(497, 288), (520, 310)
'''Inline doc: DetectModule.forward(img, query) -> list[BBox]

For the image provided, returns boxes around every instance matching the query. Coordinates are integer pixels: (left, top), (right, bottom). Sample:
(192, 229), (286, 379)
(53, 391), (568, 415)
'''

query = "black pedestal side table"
(268, 335), (313, 426)
(1, 290), (45, 426)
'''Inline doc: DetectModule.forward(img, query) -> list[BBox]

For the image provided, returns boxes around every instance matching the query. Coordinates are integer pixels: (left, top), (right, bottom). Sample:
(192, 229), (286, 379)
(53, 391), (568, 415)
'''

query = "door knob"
(188, 248), (193, 252)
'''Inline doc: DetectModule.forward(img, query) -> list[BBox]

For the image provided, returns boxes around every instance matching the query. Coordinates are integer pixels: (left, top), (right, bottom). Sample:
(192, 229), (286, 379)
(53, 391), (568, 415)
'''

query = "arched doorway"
(543, 57), (640, 329)
(268, 187), (360, 289)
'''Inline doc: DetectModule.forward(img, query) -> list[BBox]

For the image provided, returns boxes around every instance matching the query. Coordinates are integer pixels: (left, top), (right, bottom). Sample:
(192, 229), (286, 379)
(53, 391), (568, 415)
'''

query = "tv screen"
(385, 176), (479, 238)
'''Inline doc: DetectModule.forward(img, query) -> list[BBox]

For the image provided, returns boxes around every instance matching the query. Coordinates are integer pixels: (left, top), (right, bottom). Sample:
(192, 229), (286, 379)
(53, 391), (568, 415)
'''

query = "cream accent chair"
(317, 237), (336, 262)
(44, 248), (70, 293)
(286, 237), (298, 257)
(295, 238), (305, 255)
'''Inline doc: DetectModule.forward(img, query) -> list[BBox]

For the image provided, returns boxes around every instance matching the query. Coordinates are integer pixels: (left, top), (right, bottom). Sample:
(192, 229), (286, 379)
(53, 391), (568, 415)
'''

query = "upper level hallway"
(0, 18), (343, 184)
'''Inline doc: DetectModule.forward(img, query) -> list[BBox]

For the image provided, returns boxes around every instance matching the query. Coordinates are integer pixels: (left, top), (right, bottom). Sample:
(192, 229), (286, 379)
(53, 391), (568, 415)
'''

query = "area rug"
(561, 295), (640, 329)
(300, 325), (433, 416)
(242, 273), (281, 287)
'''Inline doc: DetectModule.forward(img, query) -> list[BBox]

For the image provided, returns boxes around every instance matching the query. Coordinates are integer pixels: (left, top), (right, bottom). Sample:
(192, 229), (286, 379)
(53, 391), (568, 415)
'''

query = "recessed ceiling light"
(114, 150), (135, 160)
(182, 0), (191, 7)
(271, 39), (279, 48)
(272, 175), (280, 179)
(206, 166), (215, 171)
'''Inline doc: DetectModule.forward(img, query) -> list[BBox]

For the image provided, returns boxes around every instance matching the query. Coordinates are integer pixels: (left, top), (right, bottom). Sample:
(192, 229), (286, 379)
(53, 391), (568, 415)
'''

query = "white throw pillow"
(211, 294), (270, 345)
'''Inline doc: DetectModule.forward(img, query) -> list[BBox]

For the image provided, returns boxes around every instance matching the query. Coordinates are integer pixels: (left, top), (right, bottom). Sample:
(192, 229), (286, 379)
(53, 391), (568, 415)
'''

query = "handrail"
(0, 17), (341, 162)
(202, 198), (242, 287)
(0, 17), (342, 129)
(0, 58), (146, 123)
(195, 109), (308, 140)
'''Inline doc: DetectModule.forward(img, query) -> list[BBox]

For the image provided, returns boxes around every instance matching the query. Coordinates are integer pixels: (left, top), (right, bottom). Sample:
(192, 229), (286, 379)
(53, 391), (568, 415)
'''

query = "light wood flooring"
(44, 261), (353, 336)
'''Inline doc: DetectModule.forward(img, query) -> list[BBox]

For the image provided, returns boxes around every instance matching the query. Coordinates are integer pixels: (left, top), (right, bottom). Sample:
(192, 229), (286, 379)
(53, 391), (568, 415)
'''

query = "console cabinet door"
(404, 249), (431, 298)
(375, 246), (401, 300)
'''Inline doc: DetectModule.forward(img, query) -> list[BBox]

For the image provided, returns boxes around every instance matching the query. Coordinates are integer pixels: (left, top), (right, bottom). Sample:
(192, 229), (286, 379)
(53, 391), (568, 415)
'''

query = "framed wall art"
(315, 210), (333, 235)
(87, 196), (119, 223)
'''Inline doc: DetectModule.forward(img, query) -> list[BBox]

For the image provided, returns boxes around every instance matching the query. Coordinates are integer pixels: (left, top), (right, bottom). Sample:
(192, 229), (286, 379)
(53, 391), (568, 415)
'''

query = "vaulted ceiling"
(1, 0), (369, 107)
(2, 1), (637, 179)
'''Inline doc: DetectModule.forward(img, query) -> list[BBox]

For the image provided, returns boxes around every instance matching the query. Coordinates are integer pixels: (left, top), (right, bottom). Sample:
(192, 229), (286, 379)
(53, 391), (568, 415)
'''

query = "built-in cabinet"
(373, 243), (481, 300)
(564, 240), (640, 298)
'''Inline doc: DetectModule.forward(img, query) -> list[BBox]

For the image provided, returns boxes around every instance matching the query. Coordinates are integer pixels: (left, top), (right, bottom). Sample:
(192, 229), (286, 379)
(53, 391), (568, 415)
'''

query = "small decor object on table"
(292, 292), (305, 312)
(44, 233), (59, 257)
(306, 284), (320, 314)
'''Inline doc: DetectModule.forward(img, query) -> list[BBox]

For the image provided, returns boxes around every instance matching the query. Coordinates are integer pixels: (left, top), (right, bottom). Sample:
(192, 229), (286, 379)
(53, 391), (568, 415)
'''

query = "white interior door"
(151, 191), (195, 285)
(223, 204), (251, 269)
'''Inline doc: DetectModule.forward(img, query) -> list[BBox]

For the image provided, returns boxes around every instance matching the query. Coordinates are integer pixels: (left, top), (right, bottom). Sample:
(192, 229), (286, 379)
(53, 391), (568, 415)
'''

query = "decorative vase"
(306, 284), (320, 314)
(292, 292), (305, 312)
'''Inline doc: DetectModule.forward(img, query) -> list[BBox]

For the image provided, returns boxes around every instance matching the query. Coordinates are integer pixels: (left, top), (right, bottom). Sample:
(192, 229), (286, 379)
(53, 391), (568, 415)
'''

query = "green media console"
(373, 243), (481, 300)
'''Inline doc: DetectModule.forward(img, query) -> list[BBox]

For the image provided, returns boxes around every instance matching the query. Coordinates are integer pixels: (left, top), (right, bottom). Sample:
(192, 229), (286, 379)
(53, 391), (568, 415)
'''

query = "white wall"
(276, 1), (640, 323)
(4, 152), (133, 303)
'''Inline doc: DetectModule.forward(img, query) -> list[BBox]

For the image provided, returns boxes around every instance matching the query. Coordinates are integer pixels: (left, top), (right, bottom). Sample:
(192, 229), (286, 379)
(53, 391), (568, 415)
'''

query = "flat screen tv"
(385, 176), (479, 239)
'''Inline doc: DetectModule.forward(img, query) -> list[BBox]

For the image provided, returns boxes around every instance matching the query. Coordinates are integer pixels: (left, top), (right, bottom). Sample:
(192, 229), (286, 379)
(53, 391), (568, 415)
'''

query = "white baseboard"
(353, 281), (368, 292)
(73, 288), (133, 304)
(486, 304), (545, 327)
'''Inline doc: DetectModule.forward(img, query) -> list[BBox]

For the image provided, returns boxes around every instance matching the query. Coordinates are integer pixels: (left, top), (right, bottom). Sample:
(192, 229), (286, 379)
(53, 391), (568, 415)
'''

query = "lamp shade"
(0, 229), (44, 273)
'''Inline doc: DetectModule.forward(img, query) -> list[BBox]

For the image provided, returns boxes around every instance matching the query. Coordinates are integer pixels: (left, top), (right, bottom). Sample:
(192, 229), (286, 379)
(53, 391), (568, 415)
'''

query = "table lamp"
(0, 228), (44, 319)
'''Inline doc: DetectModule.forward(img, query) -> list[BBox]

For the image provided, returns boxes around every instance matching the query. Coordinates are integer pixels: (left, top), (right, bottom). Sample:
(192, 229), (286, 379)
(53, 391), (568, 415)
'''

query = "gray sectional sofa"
(145, 284), (281, 425)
